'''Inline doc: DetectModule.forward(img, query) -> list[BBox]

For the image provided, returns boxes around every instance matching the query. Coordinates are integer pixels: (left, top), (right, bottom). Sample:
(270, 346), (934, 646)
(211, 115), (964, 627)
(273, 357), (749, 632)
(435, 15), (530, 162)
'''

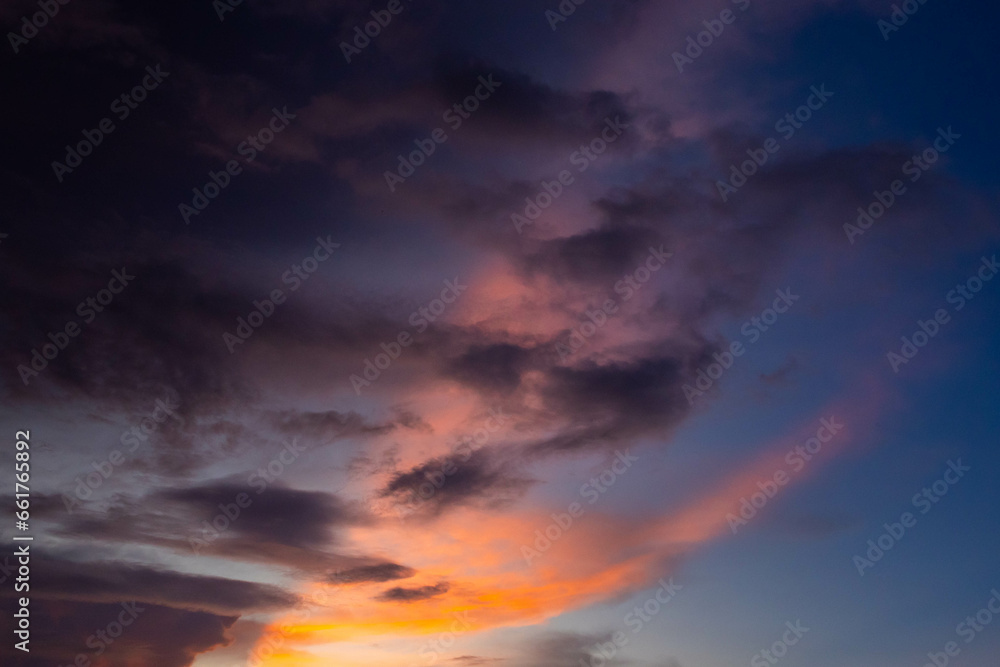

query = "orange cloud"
(252, 391), (884, 664)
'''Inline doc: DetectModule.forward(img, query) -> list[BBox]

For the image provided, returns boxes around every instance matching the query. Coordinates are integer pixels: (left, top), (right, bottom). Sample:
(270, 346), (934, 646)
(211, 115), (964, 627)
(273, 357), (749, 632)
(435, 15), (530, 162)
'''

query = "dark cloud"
(267, 408), (397, 441)
(0, 256), (247, 407)
(514, 631), (625, 667)
(446, 343), (534, 393)
(40, 485), (391, 579)
(521, 225), (668, 285)
(329, 562), (416, 584)
(155, 483), (356, 550)
(530, 353), (706, 455)
(380, 446), (534, 516)
(0, 598), (237, 667)
(375, 582), (450, 603)
(394, 408), (435, 432)
(427, 58), (637, 147)
(0, 553), (296, 616)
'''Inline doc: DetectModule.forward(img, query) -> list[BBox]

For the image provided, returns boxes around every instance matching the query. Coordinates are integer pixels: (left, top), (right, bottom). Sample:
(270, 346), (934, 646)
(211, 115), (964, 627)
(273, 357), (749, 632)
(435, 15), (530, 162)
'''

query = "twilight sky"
(2, 0), (1000, 666)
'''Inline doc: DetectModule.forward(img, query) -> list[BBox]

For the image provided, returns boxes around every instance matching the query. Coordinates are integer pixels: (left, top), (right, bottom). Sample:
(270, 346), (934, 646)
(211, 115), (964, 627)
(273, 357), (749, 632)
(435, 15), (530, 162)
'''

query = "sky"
(1, 0), (999, 665)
